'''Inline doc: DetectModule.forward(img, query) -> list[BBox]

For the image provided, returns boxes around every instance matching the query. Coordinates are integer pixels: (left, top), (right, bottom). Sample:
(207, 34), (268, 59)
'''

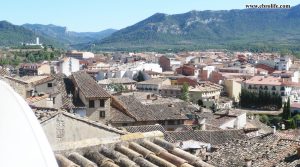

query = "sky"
(0, 0), (298, 32)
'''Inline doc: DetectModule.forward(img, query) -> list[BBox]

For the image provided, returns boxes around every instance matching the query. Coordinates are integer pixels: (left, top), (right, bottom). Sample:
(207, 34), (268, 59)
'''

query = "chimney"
(272, 126), (276, 134)
(205, 155), (211, 161)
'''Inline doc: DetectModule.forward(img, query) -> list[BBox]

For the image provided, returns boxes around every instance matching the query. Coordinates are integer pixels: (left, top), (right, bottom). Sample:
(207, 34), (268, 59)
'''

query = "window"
(53, 97), (55, 104)
(100, 99), (105, 107)
(281, 92), (285, 96)
(168, 120), (175, 125)
(264, 86), (268, 90)
(100, 111), (105, 118)
(272, 86), (276, 90)
(89, 100), (95, 108)
(281, 86), (285, 91)
(47, 83), (53, 87)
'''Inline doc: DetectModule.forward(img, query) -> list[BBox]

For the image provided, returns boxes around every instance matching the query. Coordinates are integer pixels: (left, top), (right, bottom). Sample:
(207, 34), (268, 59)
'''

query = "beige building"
(136, 78), (171, 93)
(19, 63), (51, 76)
(189, 81), (223, 107)
(3, 75), (56, 98)
(98, 78), (137, 91)
(224, 79), (242, 102)
(71, 71), (111, 123)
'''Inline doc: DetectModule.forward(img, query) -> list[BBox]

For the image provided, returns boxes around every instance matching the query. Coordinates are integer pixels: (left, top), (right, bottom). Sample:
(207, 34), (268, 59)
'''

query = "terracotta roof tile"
(166, 129), (247, 145)
(72, 71), (110, 98)
(55, 135), (212, 167)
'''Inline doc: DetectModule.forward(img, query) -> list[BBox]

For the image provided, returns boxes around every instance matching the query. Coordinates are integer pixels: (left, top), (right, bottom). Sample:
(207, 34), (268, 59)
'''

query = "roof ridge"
(61, 111), (127, 135)
(111, 96), (137, 121)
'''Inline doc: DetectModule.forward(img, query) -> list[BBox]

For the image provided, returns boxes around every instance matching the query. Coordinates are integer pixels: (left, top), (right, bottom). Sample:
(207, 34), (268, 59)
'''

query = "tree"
(287, 97), (291, 118)
(260, 114), (270, 125)
(50, 52), (55, 59)
(269, 116), (282, 128)
(198, 99), (203, 106)
(180, 82), (190, 102)
(239, 88), (282, 109)
(282, 98), (291, 120)
(108, 83), (124, 93)
(133, 71), (145, 82)
(286, 118), (296, 129)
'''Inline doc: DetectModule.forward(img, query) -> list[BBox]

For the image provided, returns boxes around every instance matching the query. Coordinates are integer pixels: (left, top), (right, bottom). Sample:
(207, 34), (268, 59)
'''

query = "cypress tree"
(287, 97), (291, 119)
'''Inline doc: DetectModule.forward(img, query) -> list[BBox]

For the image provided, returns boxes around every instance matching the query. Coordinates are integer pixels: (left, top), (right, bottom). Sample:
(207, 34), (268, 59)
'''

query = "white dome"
(0, 80), (58, 167)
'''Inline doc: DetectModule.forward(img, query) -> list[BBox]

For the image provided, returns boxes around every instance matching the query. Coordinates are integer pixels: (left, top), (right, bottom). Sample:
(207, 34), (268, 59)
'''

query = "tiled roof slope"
(115, 95), (188, 121)
(72, 71), (110, 98)
(98, 77), (136, 84)
(255, 64), (275, 74)
(109, 107), (136, 123)
(123, 124), (175, 142)
(55, 135), (213, 167)
(208, 133), (300, 167)
(166, 129), (247, 146)
(53, 74), (75, 109)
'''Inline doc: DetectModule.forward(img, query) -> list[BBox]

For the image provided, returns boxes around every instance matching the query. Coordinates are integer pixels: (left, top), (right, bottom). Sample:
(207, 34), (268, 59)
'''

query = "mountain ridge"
(22, 23), (117, 46)
(0, 21), (117, 48)
(94, 4), (300, 51)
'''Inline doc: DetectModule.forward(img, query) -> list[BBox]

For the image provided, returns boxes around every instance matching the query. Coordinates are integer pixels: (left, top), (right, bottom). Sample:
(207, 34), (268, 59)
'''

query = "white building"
(57, 57), (80, 76)
(66, 50), (95, 60)
(275, 56), (292, 71)
(25, 37), (43, 48)
(242, 75), (300, 102)
(200, 66), (216, 80)
(271, 70), (299, 83)
(95, 62), (162, 81)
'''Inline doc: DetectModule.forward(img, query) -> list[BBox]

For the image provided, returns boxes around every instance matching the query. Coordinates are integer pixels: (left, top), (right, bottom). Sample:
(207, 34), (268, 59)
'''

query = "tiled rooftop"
(190, 81), (223, 92)
(122, 124), (175, 142)
(72, 71), (110, 98)
(244, 76), (282, 86)
(208, 133), (300, 167)
(53, 74), (75, 109)
(98, 78), (136, 85)
(166, 129), (247, 146)
(114, 95), (188, 121)
(55, 133), (213, 167)
(137, 78), (168, 85)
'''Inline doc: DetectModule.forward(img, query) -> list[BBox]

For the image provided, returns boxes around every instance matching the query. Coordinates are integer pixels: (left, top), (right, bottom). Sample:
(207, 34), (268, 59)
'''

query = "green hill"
(0, 21), (116, 49)
(22, 24), (117, 46)
(0, 21), (61, 47)
(94, 5), (300, 52)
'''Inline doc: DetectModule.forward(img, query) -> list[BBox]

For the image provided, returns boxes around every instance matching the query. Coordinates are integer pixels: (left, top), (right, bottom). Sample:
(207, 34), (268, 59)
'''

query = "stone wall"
(41, 113), (121, 146)
(3, 78), (28, 98)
